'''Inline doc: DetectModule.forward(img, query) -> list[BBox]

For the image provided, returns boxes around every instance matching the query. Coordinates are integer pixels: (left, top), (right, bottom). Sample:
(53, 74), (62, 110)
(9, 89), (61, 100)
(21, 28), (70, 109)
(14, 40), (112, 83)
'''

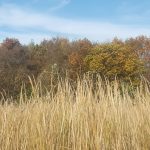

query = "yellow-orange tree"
(84, 43), (145, 85)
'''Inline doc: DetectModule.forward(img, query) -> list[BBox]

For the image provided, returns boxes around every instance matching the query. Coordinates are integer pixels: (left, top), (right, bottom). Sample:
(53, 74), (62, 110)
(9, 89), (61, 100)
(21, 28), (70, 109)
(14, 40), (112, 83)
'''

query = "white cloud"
(0, 4), (150, 44)
(31, 0), (71, 11)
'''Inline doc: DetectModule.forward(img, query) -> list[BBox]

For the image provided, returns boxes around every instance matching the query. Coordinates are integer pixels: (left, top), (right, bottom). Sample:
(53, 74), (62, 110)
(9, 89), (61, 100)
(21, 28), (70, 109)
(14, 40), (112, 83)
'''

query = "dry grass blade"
(0, 76), (150, 150)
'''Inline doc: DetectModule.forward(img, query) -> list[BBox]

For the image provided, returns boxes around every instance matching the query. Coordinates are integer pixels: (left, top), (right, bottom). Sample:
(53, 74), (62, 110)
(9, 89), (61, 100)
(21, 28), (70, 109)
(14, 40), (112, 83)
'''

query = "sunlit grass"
(0, 76), (150, 150)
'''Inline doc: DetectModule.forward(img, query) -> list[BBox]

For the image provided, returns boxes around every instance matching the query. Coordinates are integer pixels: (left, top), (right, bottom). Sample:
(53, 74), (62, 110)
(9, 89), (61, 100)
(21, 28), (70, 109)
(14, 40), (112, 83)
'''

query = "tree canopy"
(0, 36), (149, 98)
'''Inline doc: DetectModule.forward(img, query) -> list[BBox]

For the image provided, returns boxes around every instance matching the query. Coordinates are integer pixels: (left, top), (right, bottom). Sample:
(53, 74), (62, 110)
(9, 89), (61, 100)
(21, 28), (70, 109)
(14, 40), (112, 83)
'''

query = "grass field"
(0, 77), (150, 150)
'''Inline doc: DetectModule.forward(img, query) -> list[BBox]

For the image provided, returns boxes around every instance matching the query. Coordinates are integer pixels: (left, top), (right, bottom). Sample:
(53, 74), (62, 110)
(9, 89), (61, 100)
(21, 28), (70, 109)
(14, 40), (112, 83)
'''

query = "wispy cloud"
(50, 0), (71, 11)
(1, 4), (150, 44)
(0, 0), (71, 12)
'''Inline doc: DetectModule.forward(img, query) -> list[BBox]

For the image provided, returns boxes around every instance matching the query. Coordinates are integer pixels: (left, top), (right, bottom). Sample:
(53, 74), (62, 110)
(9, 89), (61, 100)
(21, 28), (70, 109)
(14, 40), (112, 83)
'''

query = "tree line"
(0, 36), (149, 98)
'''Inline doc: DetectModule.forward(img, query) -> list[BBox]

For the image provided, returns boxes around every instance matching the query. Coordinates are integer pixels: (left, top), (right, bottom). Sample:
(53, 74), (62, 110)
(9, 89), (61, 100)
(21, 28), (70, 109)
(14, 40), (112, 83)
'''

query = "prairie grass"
(0, 76), (150, 150)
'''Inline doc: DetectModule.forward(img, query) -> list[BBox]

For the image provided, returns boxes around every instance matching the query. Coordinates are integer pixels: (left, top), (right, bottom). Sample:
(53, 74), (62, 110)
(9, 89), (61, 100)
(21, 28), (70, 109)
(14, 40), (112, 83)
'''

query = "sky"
(0, 0), (150, 44)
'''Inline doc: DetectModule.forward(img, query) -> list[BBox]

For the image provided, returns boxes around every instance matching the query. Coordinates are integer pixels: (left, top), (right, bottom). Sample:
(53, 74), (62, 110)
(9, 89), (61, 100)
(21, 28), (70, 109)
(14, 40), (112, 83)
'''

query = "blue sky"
(0, 0), (150, 44)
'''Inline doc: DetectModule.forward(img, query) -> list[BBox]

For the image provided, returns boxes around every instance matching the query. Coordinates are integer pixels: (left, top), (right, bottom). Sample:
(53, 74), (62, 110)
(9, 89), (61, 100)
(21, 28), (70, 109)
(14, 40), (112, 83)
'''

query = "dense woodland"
(0, 36), (150, 98)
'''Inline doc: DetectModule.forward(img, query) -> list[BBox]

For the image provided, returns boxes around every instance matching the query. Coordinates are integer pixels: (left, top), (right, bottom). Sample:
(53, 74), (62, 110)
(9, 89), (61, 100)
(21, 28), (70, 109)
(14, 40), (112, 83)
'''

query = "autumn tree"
(68, 39), (93, 79)
(0, 36), (148, 98)
(0, 38), (27, 68)
(0, 38), (29, 97)
(84, 43), (144, 85)
(126, 36), (150, 80)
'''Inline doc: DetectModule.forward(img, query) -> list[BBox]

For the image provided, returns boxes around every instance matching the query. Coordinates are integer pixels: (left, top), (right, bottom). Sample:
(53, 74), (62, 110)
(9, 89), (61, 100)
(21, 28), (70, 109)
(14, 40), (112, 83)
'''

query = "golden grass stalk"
(0, 76), (150, 150)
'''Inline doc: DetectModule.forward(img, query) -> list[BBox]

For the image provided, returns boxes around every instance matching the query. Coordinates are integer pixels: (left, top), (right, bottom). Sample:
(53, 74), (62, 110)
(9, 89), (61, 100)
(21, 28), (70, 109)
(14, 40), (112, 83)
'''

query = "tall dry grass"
(0, 76), (150, 150)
